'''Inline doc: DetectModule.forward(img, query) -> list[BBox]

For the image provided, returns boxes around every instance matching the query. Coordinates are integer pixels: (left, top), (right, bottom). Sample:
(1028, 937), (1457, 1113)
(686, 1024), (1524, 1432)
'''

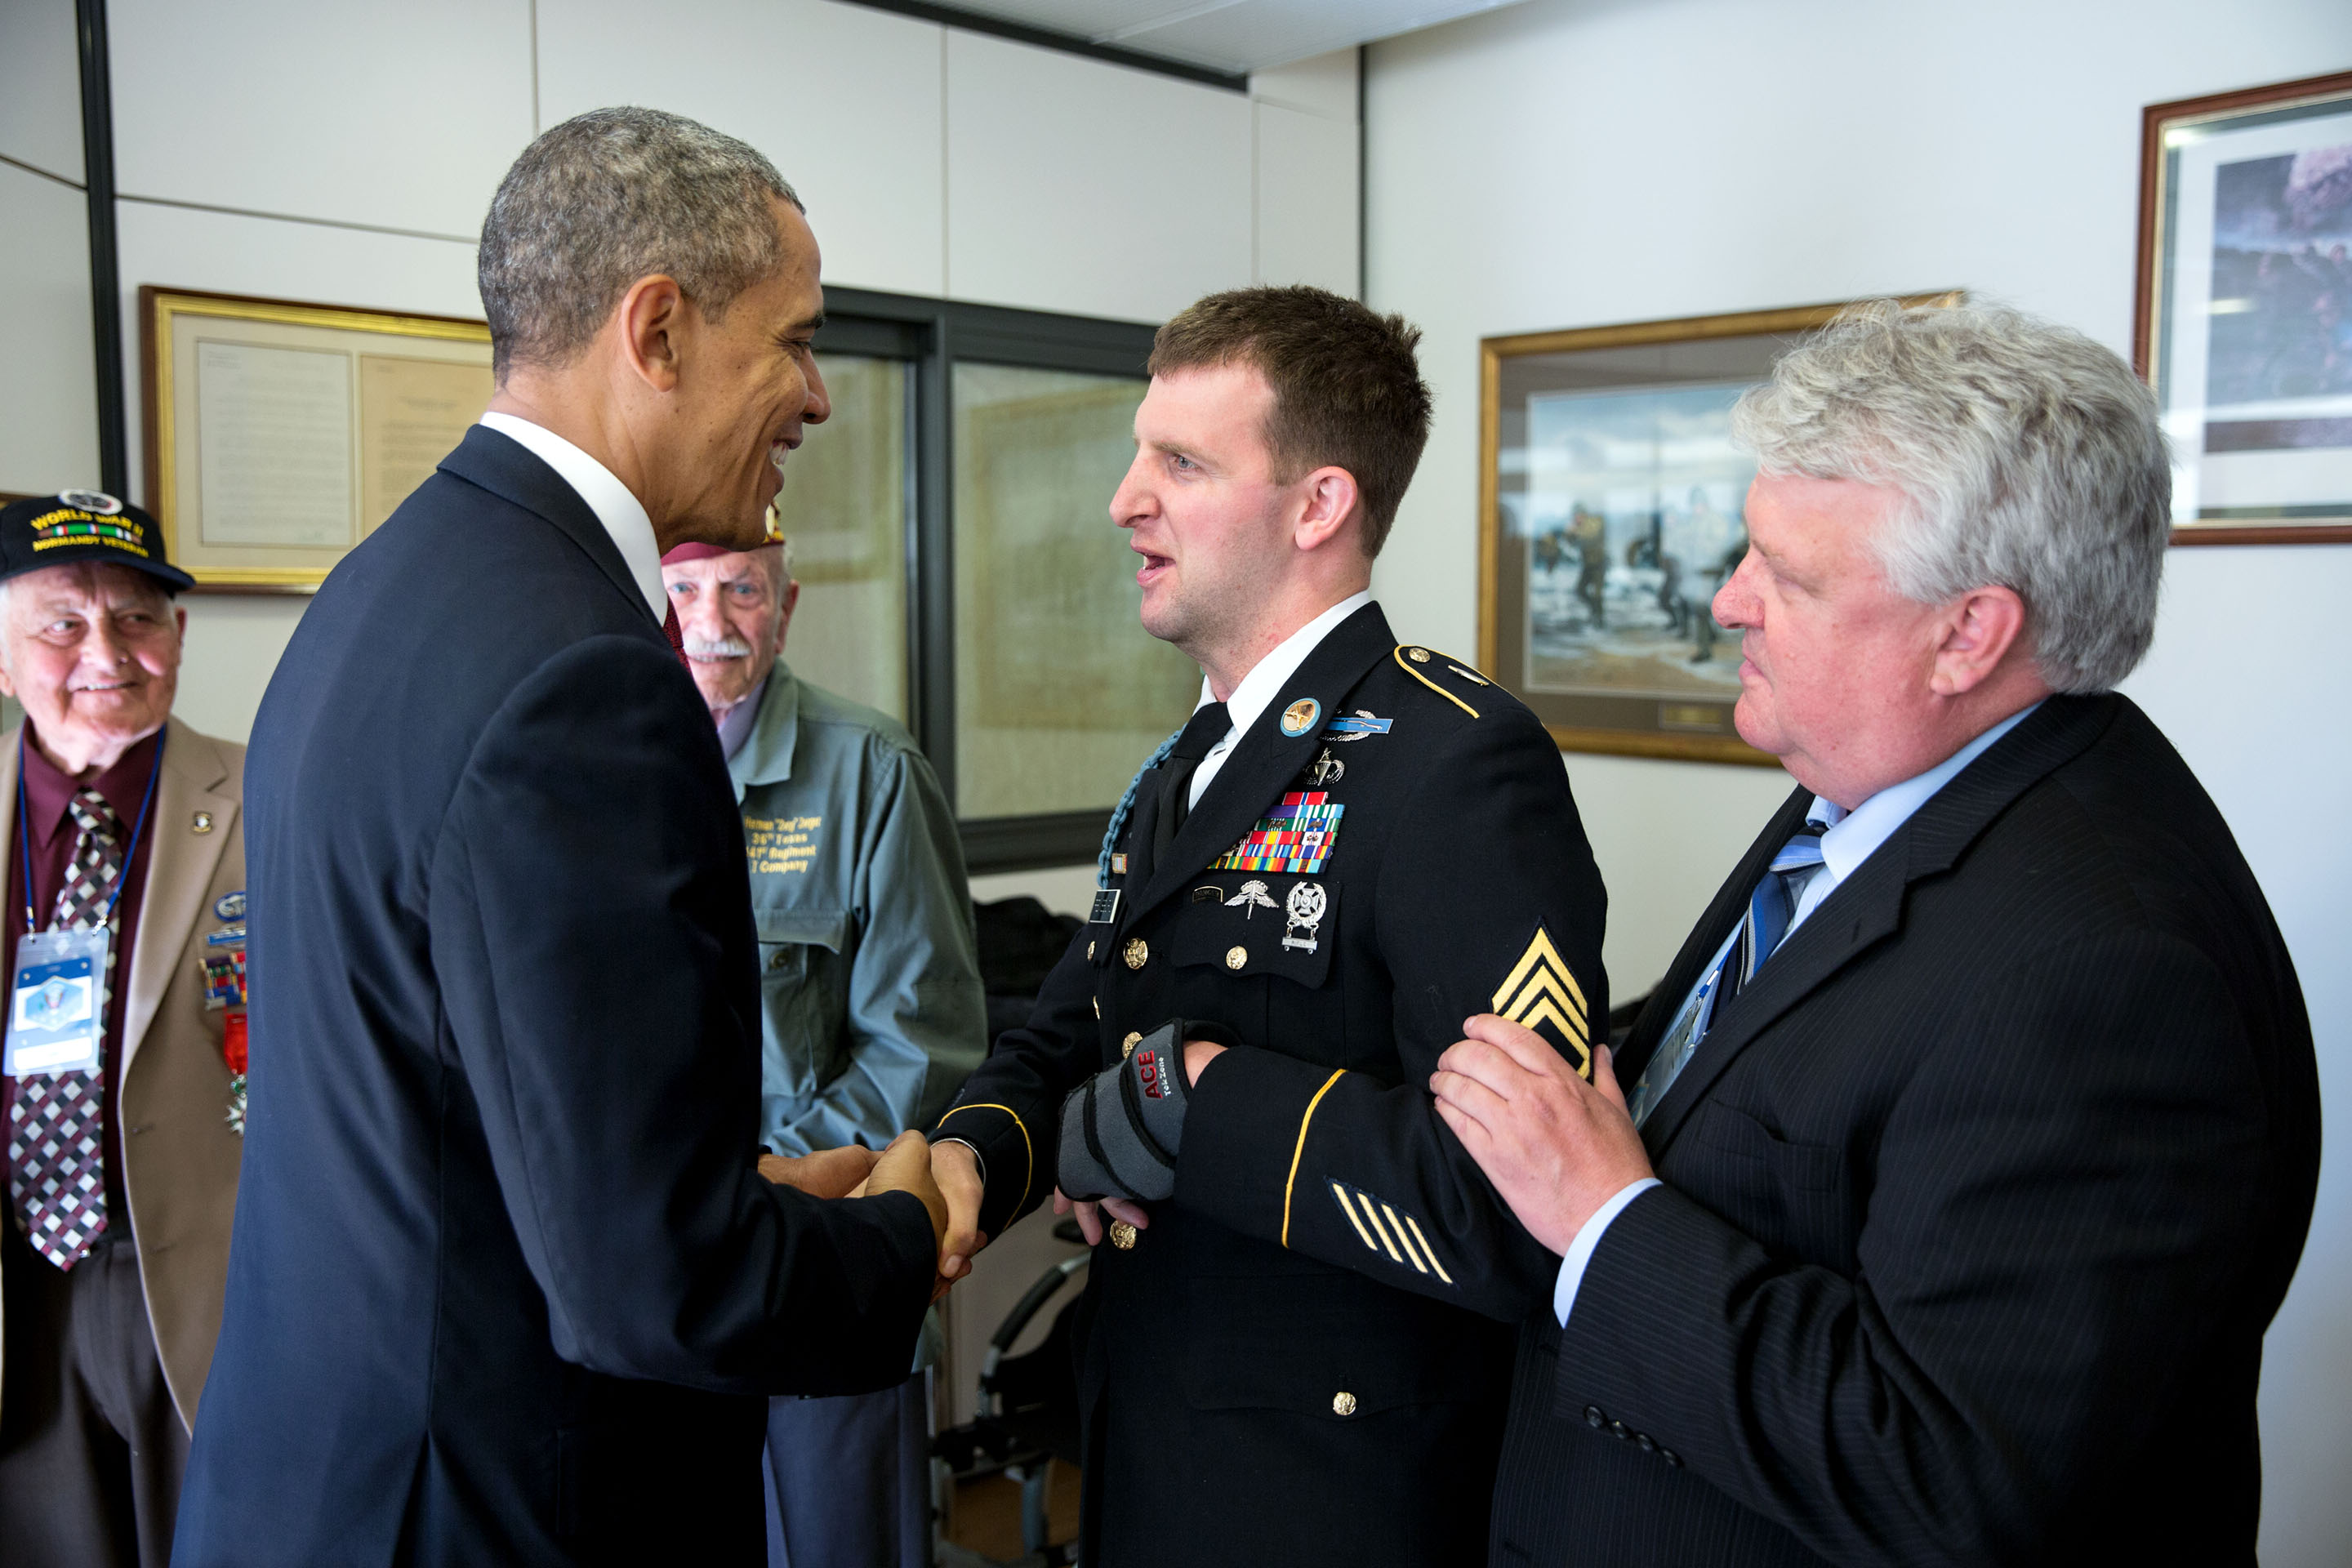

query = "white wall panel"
(0, 0), (85, 184)
(1250, 46), (1358, 122)
(176, 596), (311, 745)
(946, 31), (1251, 322)
(536, 0), (949, 297)
(1254, 100), (1356, 292)
(108, 0), (533, 238)
(113, 198), (484, 510)
(1365, 2), (2352, 1559)
(0, 163), (98, 495)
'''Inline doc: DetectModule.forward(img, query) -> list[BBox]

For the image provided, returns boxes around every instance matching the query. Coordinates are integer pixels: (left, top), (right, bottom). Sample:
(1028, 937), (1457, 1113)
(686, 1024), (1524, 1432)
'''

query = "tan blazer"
(0, 717), (247, 1432)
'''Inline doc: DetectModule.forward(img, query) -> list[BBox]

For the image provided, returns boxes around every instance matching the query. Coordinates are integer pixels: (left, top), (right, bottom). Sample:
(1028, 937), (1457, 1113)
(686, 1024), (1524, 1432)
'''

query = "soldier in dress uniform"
(927, 287), (1607, 1566)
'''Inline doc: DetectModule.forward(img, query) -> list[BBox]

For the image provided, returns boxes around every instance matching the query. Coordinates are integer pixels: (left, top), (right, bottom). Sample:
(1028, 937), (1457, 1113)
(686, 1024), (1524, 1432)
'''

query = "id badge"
(3, 928), (110, 1077)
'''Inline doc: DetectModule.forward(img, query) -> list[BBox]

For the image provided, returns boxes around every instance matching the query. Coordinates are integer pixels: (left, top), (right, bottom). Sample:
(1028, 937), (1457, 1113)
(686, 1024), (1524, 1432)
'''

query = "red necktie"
(662, 603), (689, 669)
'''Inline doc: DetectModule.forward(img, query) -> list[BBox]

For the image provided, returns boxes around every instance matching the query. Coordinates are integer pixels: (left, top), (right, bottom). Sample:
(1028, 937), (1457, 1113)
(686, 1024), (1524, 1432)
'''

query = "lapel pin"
(192, 810), (214, 835)
(1280, 697), (1321, 737)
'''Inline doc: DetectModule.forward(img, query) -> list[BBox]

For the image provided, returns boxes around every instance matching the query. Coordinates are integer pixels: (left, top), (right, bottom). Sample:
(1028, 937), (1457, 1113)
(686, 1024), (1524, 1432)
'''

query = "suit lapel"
(122, 720), (234, 1083)
(1636, 694), (2118, 1160)
(1122, 604), (1396, 930)
(437, 425), (655, 626)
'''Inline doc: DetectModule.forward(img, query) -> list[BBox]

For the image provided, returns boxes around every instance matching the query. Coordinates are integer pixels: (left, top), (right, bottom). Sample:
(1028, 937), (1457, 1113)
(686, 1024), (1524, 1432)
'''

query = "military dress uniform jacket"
(938, 602), (1606, 1567)
(1487, 694), (2319, 1567)
(0, 719), (247, 1433)
(731, 663), (985, 1156)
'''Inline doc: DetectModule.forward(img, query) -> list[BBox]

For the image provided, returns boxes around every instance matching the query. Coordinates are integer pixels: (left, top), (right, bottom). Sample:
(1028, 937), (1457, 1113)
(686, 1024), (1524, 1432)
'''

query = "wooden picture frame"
(1477, 295), (1960, 766)
(2136, 70), (2352, 546)
(140, 287), (495, 590)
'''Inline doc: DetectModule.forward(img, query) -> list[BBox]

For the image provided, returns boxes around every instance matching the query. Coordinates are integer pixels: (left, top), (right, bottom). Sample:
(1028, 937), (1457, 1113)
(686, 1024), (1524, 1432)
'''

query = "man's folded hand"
(758, 1143), (880, 1200)
(864, 1131), (952, 1297)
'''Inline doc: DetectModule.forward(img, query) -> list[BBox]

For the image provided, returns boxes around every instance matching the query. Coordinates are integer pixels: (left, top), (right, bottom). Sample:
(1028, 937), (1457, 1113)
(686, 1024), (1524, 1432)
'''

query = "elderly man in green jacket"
(663, 537), (985, 1568)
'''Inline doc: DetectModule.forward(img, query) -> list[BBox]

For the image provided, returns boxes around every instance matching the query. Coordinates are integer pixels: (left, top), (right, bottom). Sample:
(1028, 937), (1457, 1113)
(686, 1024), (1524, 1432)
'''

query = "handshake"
(754, 1020), (1234, 1298)
(758, 1133), (989, 1302)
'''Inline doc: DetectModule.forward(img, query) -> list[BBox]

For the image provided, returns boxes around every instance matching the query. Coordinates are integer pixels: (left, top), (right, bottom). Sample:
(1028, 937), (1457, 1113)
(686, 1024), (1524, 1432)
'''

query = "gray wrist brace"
(1057, 1018), (1215, 1204)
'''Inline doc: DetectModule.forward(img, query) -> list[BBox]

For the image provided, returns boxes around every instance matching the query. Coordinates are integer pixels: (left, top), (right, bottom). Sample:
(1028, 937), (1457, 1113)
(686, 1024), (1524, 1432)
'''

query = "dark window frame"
(813, 286), (1161, 874)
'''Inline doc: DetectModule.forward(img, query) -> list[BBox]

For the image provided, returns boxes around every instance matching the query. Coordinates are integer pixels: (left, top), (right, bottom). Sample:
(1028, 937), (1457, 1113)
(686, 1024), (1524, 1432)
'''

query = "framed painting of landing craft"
(1477, 296), (1960, 765)
(2136, 70), (2352, 544)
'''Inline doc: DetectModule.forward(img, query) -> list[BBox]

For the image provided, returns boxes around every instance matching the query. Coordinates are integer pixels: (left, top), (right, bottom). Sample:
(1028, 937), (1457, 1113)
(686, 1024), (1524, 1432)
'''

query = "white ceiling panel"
(911, 0), (1528, 74)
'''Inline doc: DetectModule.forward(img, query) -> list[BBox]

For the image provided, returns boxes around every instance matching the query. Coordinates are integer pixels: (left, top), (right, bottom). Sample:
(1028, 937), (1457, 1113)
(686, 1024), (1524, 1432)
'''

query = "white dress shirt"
(479, 412), (667, 623)
(1187, 589), (1374, 809)
(1551, 702), (2043, 1328)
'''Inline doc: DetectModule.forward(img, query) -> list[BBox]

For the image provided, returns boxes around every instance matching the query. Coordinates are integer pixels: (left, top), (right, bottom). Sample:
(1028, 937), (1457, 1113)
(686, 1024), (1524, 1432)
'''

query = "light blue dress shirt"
(1551, 703), (2041, 1327)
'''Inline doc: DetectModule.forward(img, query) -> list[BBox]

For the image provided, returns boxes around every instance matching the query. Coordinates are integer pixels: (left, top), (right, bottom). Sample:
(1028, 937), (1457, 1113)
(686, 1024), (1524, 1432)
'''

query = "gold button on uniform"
(1332, 1392), (1357, 1417)
(1123, 1031), (1142, 1058)
(1406, 647), (1431, 663)
(1225, 945), (1247, 970)
(1124, 938), (1149, 970)
(1108, 1220), (1138, 1250)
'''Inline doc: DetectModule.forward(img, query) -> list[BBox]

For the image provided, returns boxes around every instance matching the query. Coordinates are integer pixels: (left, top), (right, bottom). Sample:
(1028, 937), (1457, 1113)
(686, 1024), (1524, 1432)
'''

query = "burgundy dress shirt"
(2, 724), (163, 1227)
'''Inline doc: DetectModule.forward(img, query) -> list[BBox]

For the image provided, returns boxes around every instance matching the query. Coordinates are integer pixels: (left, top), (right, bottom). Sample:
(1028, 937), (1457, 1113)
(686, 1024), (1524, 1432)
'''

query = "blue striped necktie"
(1628, 823), (1828, 1128)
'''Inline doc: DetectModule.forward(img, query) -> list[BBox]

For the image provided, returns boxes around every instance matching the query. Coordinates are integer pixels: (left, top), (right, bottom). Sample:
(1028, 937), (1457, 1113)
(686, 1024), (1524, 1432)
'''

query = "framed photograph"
(1477, 296), (1959, 765)
(2137, 70), (2352, 545)
(141, 287), (495, 589)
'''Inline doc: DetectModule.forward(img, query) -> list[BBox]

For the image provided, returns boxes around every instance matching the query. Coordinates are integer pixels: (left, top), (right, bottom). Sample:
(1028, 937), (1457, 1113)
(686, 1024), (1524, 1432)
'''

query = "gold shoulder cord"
(1392, 647), (1481, 719)
(935, 1102), (1034, 1217)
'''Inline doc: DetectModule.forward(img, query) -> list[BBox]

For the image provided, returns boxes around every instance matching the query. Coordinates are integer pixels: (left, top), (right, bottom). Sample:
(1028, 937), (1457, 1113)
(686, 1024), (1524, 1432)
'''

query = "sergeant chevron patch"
(1494, 924), (1592, 1078)
(1329, 1181), (1455, 1286)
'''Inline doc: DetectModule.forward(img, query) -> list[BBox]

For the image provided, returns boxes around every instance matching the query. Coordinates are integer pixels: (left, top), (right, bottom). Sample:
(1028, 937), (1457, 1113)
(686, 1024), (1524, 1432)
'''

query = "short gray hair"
(479, 107), (803, 379)
(1731, 301), (2170, 693)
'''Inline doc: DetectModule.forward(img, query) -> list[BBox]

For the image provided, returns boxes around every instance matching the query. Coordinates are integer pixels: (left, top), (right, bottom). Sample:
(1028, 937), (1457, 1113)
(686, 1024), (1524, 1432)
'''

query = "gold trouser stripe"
(1356, 1192), (1405, 1263)
(935, 1103), (1032, 1216)
(1393, 646), (1480, 718)
(1402, 1214), (1454, 1285)
(1281, 1071), (1348, 1248)
(1331, 1182), (1380, 1253)
(1383, 1203), (1431, 1275)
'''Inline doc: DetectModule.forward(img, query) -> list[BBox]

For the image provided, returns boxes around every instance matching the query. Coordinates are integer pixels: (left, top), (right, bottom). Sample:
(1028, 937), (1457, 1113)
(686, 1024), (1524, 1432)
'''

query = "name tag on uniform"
(1088, 889), (1122, 924)
(3, 929), (109, 1076)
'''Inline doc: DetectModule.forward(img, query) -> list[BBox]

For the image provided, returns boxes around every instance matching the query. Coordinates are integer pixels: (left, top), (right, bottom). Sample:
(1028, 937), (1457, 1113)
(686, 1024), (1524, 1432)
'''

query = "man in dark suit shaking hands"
(1433, 301), (2319, 1567)
(173, 109), (947, 1567)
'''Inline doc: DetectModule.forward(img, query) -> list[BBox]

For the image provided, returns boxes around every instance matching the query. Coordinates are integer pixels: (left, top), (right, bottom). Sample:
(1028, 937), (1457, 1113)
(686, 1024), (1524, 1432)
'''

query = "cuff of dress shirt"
(936, 1137), (986, 1188)
(1552, 1178), (1662, 1328)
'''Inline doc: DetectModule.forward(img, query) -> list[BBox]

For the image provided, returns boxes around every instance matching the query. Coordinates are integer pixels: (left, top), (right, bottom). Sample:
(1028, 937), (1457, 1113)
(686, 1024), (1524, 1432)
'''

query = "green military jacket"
(730, 662), (984, 1156)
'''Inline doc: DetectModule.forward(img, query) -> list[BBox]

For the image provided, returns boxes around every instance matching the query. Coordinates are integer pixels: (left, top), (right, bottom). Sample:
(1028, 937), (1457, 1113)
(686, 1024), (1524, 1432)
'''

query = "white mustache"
(684, 635), (755, 660)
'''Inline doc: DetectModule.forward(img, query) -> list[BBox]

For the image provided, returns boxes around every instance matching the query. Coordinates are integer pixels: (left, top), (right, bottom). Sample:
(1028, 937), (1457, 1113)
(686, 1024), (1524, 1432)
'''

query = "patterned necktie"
(8, 788), (125, 1267)
(1627, 824), (1828, 1128)
(662, 602), (691, 669)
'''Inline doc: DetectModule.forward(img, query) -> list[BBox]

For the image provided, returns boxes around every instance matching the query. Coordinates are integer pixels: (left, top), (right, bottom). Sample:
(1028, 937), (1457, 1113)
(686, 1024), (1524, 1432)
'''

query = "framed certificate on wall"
(140, 287), (495, 589)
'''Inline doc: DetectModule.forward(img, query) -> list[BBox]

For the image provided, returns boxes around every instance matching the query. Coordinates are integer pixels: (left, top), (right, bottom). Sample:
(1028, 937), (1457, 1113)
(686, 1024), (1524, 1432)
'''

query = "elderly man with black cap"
(0, 491), (248, 1568)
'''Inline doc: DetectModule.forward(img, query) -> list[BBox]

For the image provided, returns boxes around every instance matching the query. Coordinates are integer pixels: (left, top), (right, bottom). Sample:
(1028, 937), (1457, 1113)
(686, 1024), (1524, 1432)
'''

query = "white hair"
(1731, 300), (2170, 693)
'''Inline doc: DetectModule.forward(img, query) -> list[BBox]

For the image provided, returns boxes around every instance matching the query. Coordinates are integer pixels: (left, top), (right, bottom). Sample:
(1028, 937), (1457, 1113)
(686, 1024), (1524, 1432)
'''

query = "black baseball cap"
(0, 491), (195, 594)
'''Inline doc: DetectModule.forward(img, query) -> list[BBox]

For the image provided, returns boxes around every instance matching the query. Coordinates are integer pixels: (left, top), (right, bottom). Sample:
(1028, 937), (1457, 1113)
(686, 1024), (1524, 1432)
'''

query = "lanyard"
(16, 728), (166, 933)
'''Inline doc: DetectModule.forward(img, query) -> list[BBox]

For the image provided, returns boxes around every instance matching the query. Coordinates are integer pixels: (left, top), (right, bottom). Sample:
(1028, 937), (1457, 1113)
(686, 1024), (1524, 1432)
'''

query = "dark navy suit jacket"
(173, 427), (935, 1567)
(1489, 695), (2319, 1567)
